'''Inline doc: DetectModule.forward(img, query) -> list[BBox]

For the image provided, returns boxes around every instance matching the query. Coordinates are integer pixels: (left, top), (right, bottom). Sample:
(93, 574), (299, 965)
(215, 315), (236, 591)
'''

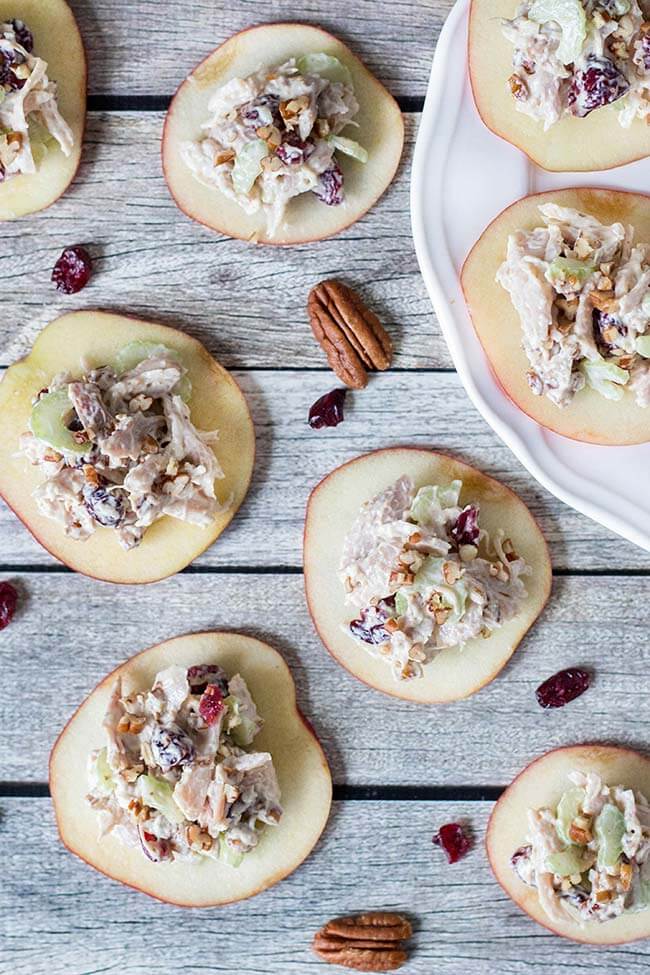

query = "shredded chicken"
(182, 55), (364, 236)
(339, 476), (530, 681)
(0, 19), (73, 180)
(497, 204), (650, 408)
(512, 768), (650, 924)
(20, 348), (231, 550)
(86, 663), (282, 864)
(502, 1), (650, 131)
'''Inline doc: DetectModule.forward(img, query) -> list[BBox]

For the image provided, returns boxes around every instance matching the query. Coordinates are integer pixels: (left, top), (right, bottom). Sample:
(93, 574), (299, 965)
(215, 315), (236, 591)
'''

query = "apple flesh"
(50, 631), (332, 906)
(487, 744), (650, 944)
(469, 0), (650, 172)
(461, 187), (650, 445)
(0, 310), (255, 583)
(0, 0), (86, 219)
(303, 447), (552, 704)
(162, 23), (404, 245)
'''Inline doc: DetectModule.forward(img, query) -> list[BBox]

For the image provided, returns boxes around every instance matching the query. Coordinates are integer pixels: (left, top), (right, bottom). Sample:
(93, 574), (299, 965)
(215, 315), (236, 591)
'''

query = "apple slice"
(487, 744), (650, 944)
(0, 310), (254, 583)
(162, 23), (404, 245)
(50, 631), (332, 906)
(0, 0), (86, 219)
(461, 187), (650, 445)
(469, 0), (650, 172)
(304, 447), (551, 704)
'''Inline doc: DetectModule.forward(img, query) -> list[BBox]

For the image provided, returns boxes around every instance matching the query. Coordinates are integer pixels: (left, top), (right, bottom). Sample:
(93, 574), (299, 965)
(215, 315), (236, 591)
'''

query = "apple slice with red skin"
(0, 0), (86, 219)
(461, 187), (650, 445)
(162, 23), (404, 245)
(469, 0), (650, 172)
(50, 631), (332, 907)
(487, 744), (650, 944)
(0, 310), (255, 583)
(304, 447), (551, 704)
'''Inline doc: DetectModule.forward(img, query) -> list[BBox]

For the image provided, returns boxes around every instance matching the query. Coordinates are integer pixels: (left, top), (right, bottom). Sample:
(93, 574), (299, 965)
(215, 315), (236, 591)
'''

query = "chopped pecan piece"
(308, 279), (393, 389)
(312, 912), (411, 971)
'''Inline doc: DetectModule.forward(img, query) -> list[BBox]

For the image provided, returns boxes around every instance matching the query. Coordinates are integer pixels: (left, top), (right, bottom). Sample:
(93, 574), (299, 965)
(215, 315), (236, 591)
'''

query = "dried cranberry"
(450, 505), (480, 548)
(568, 56), (629, 118)
(276, 137), (313, 166)
(187, 664), (229, 696)
(313, 163), (344, 206)
(433, 823), (471, 864)
(349, 597), (396, 646)
(82, 484), (124, 528)
(150, 724), (195, 771)
(308, 388), (347, 429)
(242, 94), (281, 129)
(593, 309), (627, 356)
(0, 581), (18, 630)
(52, 246), (93, 295)
(535, 668), (591, 709)
(10, 20), (33, 53)
(139, 826), (171, 862)
(199, 684), (225, 726)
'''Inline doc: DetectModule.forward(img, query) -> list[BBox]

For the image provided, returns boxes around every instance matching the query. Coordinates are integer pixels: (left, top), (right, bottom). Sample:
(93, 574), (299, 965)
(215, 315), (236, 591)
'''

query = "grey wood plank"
(2, 571), (649, 785)
(0, 113), (444, 370)
(0, 370), (646, 571)
(73, 0), (452, 99)
(3, 797), (650, 975)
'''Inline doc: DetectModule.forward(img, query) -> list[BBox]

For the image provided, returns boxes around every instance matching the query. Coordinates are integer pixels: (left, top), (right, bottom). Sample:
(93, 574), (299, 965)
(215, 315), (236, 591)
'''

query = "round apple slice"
(469, 0), (650, 172)
(0, 0), (86, 219)
(304, 447), (551, 704)
(162, 23), (404, 245)
(461, 187), (650, 445)
(0, 310), (254, 583)
(487, 744), (650, 944)
(50, 632), (332, 906)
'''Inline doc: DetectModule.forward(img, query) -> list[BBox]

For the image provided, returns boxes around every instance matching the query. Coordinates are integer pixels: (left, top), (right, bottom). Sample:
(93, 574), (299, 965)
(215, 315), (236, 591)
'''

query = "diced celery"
(30, 389), (90, 454)
(595, 803), (625, 869)
(555, 787), (586, 846)
(220, 835), (244, 867)
(232, 139), (269, 195)
(113, 340), (191, 401)
(545, 256), (596, 288)
(546, 845), (595, 876)
(580, 358), (629, 401)
(328, 135), (368, 163)
(91, 747), (115, 795)
(529, 0), (587, 65)
(635, 335), (650, 359)
(296, 53), (352, 85)
(137, 774), (185, 824)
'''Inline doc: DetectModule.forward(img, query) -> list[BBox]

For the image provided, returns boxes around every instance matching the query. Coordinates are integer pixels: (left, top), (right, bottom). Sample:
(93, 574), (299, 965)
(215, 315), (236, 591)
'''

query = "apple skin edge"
(161, 22), (405, 245)
(0, 0), (87, 220)
(0, 310), (255, 583)
(303, 446), (552, 704)
(49, 631), (333, 908)
(467, 0), (650, 173)
(487, 743), (650, 946)
(460, 186), (650, 446)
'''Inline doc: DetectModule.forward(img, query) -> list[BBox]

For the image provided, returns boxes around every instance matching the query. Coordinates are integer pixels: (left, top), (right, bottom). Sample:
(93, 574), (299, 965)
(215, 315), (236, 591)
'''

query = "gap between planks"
(0, 782), (504, 801)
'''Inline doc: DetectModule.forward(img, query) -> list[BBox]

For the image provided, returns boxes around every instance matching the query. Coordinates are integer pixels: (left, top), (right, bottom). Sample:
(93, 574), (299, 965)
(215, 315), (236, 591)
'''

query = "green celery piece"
(529, 0), (587, 65)
(30, 389), (89, 454)
(555, 787), (586, 846)
(296, 53), (352, 85)
(595, 803), (625, 869)
(232, 139), (269, 195)
(546, 845), (595, 876)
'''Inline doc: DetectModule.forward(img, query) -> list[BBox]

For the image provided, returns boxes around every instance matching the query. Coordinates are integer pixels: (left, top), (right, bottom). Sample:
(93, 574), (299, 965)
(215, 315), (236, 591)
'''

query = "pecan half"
(308, 279), (393, 389)
(312, 912), (411, 971)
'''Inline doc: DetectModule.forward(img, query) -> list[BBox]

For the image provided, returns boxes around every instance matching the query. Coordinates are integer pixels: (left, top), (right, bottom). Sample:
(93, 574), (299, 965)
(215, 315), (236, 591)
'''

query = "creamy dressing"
(339, 476), (530, 681)
(0, 19), (73, 180)
(497, 204), (650, 408)
(513, 769), (650, 924)
(87, 663), (282, 863)
(182, 56), (364, 236)
(502, 1), (650, 130)
(20, 350), (230, 549)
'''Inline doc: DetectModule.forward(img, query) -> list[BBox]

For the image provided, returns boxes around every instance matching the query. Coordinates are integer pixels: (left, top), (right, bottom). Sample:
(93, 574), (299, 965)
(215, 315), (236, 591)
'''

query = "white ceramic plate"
(411, 0), (650, 553)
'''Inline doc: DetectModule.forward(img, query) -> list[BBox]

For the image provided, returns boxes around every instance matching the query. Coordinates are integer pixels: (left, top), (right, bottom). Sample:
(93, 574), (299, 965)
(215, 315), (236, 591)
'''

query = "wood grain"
(2, 571), (649, 785)
(72, 0), (453, 99)
(0, 113), (442, 369)
(0, 370), (646, 571)
(3, 797), (650, 974)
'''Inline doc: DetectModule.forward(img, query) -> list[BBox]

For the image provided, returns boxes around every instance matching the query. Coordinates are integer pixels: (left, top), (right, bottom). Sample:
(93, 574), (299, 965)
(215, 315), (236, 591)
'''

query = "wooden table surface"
(2, 2), (650, 973)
